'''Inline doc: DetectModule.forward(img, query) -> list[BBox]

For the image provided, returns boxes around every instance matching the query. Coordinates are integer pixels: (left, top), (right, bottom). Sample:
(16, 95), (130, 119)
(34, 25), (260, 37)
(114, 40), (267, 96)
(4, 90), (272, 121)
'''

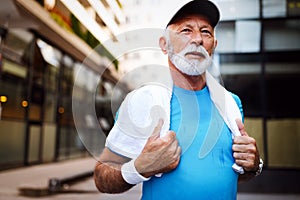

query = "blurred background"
(0, 0), (299, 199)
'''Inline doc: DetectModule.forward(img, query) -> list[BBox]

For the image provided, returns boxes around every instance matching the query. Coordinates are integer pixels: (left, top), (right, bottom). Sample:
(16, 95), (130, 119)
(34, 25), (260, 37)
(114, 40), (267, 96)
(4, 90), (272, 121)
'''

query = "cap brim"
(167, 0), (220, 28)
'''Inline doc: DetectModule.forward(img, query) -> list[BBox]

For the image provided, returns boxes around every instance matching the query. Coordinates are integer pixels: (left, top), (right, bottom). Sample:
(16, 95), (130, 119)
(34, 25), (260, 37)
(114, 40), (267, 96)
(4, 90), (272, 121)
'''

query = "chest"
(170, 90), (233, 158)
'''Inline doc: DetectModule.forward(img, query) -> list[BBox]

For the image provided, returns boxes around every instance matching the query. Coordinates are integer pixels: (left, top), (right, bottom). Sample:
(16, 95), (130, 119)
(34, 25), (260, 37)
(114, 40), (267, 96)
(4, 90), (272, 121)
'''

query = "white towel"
(106, 69), (244, 174)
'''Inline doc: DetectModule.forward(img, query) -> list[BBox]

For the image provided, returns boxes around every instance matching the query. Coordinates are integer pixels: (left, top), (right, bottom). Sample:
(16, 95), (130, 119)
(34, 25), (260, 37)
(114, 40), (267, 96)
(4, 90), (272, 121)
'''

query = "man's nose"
(191, 32), (203, 46)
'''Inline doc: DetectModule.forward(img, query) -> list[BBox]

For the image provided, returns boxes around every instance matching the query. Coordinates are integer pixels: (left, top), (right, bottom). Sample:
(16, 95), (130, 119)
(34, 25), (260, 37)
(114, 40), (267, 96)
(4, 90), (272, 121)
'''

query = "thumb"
(149, 118), (164, 140)
(235, 118), (248, 136)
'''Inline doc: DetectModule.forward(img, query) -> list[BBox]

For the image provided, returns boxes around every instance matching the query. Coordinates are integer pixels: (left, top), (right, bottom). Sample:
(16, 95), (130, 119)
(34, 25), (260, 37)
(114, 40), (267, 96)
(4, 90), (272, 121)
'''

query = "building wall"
(0, 28), (124, 170)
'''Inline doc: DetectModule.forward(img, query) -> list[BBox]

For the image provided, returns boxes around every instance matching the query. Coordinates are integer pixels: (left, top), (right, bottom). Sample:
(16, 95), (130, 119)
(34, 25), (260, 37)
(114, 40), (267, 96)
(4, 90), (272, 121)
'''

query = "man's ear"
(159, 36), (168, 54)
(214, 39), (218, 51)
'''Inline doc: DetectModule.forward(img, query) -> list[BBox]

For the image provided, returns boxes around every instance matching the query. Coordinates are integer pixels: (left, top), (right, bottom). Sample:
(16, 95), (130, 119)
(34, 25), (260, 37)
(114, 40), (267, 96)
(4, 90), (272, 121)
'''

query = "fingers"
(233, 136), (260, 172)
(159, 144), (181, 172)
(235, 119), (248, 136)
(148, 119), (177, 145)
(168, 156), (181, 170)
(168, 134), (181, 155)
(160, 131), (180, 159)
(233, 136), (256, 146)
(137, 134), (181, 176)
(149, 118), (164, 140)
(232, 136), (257, 164)
(160, 130), (176, 143)
(233, 136), (256, 154)
(174, 144), (181, 159)
(233, 152), (255, 161)
(139, 119), (181, 175)
(233, 152), (258, 171)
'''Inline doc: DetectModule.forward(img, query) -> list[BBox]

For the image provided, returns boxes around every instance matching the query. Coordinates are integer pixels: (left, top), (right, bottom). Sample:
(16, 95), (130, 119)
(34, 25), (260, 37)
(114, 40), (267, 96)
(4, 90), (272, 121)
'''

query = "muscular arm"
(94, 148), (133, 193)
(94, 120), (181, 193)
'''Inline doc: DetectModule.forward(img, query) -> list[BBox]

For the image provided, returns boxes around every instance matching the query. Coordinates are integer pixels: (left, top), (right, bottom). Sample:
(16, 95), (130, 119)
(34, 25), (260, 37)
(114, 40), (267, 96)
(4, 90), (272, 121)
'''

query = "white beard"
(168, 43), (212, 76)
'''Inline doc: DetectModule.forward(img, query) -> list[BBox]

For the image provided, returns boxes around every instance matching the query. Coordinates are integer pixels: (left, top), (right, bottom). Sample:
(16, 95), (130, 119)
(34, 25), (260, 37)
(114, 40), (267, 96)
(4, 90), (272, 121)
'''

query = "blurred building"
(0, 0), (300, 194)
(0, 0), (128, 170)
(213, 0), (300, 171)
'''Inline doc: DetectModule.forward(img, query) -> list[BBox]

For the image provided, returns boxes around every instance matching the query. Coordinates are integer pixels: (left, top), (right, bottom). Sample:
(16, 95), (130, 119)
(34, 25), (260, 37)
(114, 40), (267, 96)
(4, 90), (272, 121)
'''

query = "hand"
(232, 119), (260, 172)
(134, 119), (181, 178)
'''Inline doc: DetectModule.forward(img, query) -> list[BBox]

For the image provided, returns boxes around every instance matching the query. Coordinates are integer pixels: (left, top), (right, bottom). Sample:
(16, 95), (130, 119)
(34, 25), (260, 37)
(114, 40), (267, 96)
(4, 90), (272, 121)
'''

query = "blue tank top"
(141, 86), (239, 200)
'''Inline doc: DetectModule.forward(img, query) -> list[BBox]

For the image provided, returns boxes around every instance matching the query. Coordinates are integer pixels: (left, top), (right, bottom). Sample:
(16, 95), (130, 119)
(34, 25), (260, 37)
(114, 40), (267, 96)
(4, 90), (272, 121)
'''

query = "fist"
(135, 119), (181, 177)
(232, 119), (260, 172)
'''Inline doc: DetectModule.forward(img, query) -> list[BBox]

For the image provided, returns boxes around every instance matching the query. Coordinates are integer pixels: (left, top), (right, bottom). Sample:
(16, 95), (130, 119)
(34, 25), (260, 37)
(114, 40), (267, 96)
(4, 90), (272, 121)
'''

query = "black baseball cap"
(167, 0), (220, 28)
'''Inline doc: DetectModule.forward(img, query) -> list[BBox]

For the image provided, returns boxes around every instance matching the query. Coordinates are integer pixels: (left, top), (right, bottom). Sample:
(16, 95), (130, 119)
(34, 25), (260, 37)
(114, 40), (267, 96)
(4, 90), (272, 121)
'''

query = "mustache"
(181, 44), (209, 59)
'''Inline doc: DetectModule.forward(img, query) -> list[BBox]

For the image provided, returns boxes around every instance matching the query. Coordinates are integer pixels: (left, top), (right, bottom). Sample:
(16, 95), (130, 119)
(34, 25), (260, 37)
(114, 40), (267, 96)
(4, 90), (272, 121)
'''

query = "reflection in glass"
(264, 19), (300, 51)
(263, 0), (286, 18)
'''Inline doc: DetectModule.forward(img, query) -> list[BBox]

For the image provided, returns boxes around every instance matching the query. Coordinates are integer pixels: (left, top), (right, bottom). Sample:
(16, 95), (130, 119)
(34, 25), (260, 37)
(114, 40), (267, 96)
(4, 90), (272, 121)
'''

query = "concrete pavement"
(0, 157), (299, 200)
(0, 157), (95, 198)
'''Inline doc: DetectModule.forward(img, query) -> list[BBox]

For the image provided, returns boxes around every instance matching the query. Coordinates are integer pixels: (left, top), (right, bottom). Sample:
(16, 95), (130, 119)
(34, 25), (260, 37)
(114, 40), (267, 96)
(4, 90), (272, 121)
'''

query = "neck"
(169, 61), (206, 91)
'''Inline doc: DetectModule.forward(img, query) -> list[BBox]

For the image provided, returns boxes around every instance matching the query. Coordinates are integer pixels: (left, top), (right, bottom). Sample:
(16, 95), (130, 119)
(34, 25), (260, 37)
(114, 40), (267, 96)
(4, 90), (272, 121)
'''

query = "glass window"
(0, 120), (26, 166)
(267, 119), (300, 168)
(216, 20), (261, 53)
(263, 0), (287, 18)
(219, 54), (263, 117)
(45, 64), (59, 93)
(62, 55), (73, 68)
(287, 0), (300, 17)
(244, 118), (265, 160)
(73, 62), (86, 89)
(264, 19), (300, 51)
(73, 62), (98, 92)
(44, 63), (58, 123)
(59, 96), (73, 126)
(59, 55), (74, 97)
(235, 21), (261, 53)
(37, 39), (62, 67)
(69, 126), (85, 156)
(214, 0), (259, 20)
(4, 29), (34, 57)
(44, 92), (57, 123)
(265, 63), (300, 117)
(85, 69), (99, 93)
(29, 102), (42, 121)
(2, 59), (27, 79)
(61, 65), (74, 96)
(58, 126), (69, 160)
(58, 126), (85, 160)
(0, 59), (27, 120)
(215, 22), (235, 53)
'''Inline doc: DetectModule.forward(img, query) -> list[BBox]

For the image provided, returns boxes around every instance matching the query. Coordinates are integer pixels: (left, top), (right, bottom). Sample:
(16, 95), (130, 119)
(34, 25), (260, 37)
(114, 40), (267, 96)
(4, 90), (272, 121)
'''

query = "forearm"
(94, 161), (134, 194)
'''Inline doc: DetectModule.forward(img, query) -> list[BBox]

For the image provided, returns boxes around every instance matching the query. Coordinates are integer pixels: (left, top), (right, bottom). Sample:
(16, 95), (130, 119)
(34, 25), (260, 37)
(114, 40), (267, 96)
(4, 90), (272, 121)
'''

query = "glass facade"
(215, 0), (300, 169)
(0, 27), (124, 170)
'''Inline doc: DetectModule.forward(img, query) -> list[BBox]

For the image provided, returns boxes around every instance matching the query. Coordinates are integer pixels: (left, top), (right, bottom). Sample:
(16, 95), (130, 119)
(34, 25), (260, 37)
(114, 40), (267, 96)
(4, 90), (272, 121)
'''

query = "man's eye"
(181, 28), (192, 33)
(201, 30), (211, 35)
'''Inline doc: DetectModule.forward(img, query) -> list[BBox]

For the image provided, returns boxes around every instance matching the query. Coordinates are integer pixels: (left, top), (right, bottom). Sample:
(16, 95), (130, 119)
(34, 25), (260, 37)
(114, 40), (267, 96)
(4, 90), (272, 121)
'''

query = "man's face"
(165, 15), (217, 76)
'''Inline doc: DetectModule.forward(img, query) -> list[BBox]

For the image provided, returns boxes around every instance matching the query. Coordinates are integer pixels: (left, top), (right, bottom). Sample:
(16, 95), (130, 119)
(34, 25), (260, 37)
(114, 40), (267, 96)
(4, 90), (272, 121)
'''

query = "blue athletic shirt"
(141, 85), (243, 200)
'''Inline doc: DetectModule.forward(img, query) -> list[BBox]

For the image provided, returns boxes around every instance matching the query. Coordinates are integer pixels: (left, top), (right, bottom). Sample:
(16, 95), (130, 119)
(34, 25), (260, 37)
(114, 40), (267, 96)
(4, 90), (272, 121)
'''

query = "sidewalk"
(0, 158), (299, 200)
(0, 157), (96, 198)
